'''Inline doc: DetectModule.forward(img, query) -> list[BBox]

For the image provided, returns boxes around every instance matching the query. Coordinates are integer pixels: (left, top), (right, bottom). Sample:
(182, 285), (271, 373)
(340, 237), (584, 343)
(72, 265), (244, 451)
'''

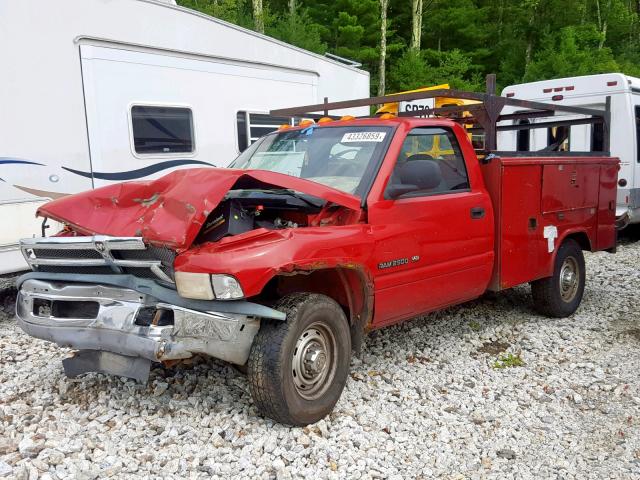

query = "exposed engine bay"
(195, 188), (359, 244)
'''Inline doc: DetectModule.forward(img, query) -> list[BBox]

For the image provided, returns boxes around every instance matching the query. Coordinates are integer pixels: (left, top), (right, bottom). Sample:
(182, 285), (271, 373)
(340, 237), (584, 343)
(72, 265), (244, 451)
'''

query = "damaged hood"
(37, 168), (362, 250)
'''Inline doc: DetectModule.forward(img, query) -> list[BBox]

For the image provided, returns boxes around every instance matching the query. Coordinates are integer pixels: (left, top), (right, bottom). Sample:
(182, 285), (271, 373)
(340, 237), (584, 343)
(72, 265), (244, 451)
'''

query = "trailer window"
(237, 112), (295, 152)
(517, 120), (530, 152)
(636, 106), (640, 162)
(387, 127), (470, 197)
(591, 122), (604, 152)
(547, 126), (570, 152)
(131, 106), (193, 154)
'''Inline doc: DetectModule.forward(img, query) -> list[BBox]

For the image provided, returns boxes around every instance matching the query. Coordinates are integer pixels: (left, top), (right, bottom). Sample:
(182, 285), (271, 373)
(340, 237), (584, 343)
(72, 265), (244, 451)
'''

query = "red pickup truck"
(16, 91), (618, 426)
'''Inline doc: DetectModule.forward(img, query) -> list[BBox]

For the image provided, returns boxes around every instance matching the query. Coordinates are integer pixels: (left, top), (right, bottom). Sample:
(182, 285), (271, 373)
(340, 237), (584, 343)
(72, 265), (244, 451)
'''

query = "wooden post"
(486, 74), (497, 96)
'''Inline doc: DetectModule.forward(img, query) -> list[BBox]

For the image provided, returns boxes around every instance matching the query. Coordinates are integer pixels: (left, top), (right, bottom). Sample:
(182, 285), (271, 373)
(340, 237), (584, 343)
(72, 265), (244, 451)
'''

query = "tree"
(253, 0), (265, 33)
(268, 9), (327, 53)
(524, 25), (620, 81)
(595, 0), (613, 49)
(177, 0), (251, 26)
(177, 0), (640, 94)
(411, 0), (423, 51)
(388, 48), (482, 92)
(378, 0), (389, 95)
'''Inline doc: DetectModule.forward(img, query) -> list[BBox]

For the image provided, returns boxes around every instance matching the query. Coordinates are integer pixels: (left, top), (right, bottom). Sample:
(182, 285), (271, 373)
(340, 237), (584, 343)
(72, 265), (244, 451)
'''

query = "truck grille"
(20, 236), (176, 284)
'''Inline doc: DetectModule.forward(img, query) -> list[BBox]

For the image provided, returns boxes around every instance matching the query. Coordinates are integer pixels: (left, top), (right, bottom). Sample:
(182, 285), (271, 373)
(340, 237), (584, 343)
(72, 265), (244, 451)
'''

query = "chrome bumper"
(16, 279), (260, 379)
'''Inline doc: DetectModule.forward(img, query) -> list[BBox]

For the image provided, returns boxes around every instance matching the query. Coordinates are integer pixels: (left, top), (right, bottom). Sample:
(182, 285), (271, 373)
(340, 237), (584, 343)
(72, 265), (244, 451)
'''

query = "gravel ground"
(1, 242), (639, 480)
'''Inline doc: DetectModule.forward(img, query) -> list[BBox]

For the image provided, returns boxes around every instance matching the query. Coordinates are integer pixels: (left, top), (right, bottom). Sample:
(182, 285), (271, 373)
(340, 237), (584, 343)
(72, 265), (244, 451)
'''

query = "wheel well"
(564, 231), (592, 251)
(265, 268), (371, 326)
(259, 267), (373, 351)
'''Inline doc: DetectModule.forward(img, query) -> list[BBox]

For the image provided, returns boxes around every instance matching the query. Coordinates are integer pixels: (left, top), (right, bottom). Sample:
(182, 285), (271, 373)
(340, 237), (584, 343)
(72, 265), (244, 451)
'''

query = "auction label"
(341, 131), (387, 143)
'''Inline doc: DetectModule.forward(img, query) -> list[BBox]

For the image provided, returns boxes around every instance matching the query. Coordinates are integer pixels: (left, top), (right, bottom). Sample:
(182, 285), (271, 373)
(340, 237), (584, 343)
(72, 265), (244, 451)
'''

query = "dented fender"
(174, 224), (376, 298)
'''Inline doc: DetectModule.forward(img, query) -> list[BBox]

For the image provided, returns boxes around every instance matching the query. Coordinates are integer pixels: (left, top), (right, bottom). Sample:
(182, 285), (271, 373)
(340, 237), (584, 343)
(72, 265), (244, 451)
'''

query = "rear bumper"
(619, 188), (640, 225)
(16, 278), (262, 369)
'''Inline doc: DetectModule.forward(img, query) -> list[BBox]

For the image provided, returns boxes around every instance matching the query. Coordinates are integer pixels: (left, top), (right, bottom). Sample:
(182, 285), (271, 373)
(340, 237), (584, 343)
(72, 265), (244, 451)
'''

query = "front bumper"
(16, 277), (265, 379)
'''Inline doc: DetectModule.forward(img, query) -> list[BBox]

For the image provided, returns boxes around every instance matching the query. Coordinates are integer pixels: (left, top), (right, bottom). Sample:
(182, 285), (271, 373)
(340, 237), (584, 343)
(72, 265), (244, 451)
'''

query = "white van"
(500, 73), (640, 225)
(0, 0), (369, 274)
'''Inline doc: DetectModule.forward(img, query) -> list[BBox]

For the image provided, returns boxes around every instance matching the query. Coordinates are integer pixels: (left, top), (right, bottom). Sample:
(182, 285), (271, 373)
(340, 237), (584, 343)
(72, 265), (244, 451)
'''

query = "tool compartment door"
(495, 163), (547, 289)
(486, 157), (613, 292)
(541, 164), (600, 214)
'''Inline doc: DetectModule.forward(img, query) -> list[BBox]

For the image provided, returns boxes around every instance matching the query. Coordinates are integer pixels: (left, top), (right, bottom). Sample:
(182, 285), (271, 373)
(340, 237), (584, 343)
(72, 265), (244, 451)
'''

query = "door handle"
(470, 207), (485, 219)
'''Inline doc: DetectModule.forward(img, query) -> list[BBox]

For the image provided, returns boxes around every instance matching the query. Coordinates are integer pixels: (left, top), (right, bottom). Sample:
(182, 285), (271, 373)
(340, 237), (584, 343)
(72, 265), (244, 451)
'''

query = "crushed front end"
(15, 235), (283, 382)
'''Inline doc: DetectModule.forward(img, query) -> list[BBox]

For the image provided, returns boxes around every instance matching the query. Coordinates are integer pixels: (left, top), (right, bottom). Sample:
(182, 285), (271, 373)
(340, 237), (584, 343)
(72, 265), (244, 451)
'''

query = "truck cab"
(14, 88), (618, 426)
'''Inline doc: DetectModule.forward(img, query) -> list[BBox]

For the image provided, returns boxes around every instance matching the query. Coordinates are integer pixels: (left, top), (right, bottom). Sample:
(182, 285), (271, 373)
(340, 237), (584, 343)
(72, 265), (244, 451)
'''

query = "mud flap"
(62, 350), (151, 383)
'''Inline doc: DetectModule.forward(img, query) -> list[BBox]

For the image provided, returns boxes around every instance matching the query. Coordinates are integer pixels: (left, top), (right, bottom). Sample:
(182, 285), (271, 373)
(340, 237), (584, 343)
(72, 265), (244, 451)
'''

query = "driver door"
(367, 126), (494, 327)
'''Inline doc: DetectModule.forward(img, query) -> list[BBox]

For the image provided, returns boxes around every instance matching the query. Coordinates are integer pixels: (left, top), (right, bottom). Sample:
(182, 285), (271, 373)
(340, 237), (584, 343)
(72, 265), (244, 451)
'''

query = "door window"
(385, 127), (470, 198)
(131, 106), (194, 154)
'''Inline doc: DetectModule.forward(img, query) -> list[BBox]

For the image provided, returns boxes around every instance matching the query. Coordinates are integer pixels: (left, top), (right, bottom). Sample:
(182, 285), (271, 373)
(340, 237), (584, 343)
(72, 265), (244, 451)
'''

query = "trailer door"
(79, 43), (318, 188)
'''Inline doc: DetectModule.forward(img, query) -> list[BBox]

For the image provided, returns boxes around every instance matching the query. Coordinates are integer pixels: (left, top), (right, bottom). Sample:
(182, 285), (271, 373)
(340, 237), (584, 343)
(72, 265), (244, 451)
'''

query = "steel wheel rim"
(292, 321), (337, 400)
(560, 256), (580, 302)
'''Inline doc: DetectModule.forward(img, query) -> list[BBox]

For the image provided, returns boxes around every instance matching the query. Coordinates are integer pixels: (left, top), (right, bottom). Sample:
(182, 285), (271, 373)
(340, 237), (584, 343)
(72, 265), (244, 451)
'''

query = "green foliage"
(524, 25), (620, 81)
(177, 0), (640, 94)
(388, 49), (482, 92)
(493, 353), (525, 369)
(177, 0), (253, 28)
(267, 10), (327, 54)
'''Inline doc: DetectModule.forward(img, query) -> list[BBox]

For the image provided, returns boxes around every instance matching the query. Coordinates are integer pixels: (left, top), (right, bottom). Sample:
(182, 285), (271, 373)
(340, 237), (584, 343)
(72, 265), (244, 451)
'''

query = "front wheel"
(531, 239), (586, 318)
(247, 293), (352, 426)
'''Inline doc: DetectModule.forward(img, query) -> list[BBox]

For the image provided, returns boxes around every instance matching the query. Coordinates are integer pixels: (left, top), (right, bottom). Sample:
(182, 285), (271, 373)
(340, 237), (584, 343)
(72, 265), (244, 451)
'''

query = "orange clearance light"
(379, 113), (396, 120)
(298, 119), (315, 128)
(318, 117), (333, 124)
(340, 115), (356, 121)
(278, 124), (291, 130)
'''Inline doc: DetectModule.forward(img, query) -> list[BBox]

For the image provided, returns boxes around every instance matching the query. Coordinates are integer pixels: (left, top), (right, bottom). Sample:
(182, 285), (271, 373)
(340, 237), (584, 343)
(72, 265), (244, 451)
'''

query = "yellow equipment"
(377, 84), (483, 157)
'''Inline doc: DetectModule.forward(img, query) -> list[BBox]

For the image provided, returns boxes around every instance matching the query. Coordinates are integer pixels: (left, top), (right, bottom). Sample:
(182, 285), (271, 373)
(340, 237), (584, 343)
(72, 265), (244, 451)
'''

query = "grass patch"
(492, 353), (525, 369)
(469, 320), (481, 331)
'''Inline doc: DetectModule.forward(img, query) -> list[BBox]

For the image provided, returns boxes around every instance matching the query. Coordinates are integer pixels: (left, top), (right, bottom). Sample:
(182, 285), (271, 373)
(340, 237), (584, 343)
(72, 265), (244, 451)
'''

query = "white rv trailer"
(0, 0), (369, 274)
(499, 73), (640, 225)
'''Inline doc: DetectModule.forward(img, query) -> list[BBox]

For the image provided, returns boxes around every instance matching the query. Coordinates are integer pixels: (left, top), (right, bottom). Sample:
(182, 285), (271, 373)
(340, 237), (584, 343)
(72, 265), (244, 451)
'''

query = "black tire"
(531, 239), (585, 318)
(0, 288), (17, 318)
(247, 293), (351, 426)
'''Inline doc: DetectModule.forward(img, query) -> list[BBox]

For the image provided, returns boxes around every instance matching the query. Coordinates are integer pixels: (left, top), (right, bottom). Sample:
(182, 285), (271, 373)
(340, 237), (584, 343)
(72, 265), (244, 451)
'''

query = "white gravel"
(1, 242), (640, 479)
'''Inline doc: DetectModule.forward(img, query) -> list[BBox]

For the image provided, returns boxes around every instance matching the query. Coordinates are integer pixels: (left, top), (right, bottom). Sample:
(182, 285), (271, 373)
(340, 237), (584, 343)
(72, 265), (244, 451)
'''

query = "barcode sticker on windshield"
(341, 131), (387, 143)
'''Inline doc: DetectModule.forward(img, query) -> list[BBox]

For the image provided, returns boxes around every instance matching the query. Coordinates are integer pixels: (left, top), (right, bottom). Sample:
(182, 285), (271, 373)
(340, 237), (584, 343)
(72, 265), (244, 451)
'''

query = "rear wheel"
(531, 239), (585, 318)
(247, 293), (351, 426)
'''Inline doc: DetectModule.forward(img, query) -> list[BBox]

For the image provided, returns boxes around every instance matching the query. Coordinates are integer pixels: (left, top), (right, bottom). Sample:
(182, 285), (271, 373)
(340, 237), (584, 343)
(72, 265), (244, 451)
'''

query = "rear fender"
(544, 228), (592, 278)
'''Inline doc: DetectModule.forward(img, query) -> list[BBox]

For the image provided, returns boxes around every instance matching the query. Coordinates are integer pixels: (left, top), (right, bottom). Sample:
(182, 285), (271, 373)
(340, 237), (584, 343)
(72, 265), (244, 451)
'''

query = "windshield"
(229, 126), (393, 197)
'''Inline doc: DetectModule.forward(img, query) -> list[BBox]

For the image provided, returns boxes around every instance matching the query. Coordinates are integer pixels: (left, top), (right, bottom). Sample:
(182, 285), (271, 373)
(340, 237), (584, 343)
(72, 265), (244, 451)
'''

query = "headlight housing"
(175, 272), (244, 300)
(210, 274), (244, 300)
